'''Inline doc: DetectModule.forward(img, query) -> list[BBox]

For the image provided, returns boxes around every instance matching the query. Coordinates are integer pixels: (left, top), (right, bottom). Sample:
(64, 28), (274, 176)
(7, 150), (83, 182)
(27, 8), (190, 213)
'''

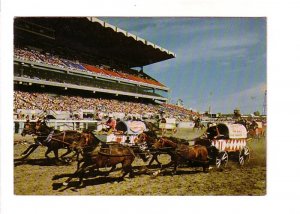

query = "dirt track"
(14, 129), (266, 195)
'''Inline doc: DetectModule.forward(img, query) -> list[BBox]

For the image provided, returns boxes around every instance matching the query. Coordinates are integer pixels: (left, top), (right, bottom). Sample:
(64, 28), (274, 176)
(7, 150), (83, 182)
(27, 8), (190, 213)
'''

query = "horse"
(152, 138), (209, 174)
(249, 121), (266, 139)
(193, 119), (205, 131)
(20, 120), (82, 162)
(19, 120), (42, 159)
(144, 121), (160, 133)
(62, 130), (135, 186)
(193, 137), (220, 163)
(135, 131), (164, 167)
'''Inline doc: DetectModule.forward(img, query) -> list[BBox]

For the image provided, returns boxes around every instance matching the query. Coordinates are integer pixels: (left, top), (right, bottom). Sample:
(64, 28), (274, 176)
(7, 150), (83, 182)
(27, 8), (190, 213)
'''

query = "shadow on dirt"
(14, 158), (71, 167)
(52, 165), (210, 192)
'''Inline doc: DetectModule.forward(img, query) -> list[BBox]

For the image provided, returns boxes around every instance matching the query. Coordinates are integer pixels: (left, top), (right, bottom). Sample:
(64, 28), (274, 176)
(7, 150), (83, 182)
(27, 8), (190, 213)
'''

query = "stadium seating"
(14, 91), (199, 122)
(14, 48), (166, 88)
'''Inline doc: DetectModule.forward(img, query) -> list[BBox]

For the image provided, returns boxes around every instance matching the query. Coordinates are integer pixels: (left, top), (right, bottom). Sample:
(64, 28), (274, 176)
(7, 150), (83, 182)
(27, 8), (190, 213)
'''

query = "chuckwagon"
(204, 123), (250, 168)
(95, 120), (147, 145)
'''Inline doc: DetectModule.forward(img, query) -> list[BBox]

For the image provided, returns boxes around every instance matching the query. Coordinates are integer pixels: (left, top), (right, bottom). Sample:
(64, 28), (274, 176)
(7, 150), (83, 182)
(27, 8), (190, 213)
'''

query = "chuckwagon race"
(13, 17), (267, 195)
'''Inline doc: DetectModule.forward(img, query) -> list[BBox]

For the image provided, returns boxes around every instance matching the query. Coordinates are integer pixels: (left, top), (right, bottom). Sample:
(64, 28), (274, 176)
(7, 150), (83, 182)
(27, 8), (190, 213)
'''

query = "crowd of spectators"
(14, 90), (199, 121)
(14, 48), (164, 87)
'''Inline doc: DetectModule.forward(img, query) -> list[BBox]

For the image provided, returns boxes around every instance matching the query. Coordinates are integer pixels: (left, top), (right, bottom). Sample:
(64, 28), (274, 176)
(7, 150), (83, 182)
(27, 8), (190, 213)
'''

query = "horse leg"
(202, 160), (210, 173)
(109, 165), (116, 173)
(63, 161), (89, 186)
(154, 154), (162, 167)
(60, 147), (73, 159)
(21, 145), (34, 156)
(53, 149), (61, 164)
(153, 158), (175, 176)
(167, 152), (178, 175)
(20, 144), (39, 159)
(148, 152), (162, 168)
(76, 154), (84, 170)
(44, 147), (52, 159)
(172, 158), (178, 175)
(148, 153), (156, 167)
(120, 163), (134, 179)
(60, 148), (76, 163)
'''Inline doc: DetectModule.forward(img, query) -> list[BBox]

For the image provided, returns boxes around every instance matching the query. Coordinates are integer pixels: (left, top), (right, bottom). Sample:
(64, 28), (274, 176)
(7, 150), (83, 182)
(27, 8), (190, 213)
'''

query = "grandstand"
(14, 17), (200, 125)
(14, 17), (175, 101)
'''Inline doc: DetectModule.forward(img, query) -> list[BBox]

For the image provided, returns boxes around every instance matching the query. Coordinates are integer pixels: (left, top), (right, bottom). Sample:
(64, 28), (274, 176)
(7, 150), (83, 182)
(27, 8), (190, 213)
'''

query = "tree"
(254, 111), (261, 116)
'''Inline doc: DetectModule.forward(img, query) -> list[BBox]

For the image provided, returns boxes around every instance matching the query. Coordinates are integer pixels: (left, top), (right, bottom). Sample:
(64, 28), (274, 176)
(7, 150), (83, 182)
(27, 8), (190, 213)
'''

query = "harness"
(36, 131), (74, 146)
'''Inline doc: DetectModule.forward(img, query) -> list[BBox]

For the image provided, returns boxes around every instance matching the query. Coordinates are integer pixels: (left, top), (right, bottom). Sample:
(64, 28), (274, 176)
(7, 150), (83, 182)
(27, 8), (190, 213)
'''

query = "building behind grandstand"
(14, 17), (201, 127)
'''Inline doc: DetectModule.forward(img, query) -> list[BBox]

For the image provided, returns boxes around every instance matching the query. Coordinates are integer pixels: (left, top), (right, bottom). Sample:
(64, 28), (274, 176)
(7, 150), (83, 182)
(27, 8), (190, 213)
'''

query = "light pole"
(208, 91), (213, 117)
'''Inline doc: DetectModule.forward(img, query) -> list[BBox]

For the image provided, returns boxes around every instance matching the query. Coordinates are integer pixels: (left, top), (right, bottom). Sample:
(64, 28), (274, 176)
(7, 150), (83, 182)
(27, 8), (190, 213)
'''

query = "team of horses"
(19, 120), (210, 187)
(18, 118), (265, 187)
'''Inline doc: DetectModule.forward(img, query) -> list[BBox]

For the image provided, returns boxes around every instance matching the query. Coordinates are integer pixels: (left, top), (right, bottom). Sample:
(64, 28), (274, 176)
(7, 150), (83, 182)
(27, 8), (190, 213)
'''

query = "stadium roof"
(14, 17), (176, 68)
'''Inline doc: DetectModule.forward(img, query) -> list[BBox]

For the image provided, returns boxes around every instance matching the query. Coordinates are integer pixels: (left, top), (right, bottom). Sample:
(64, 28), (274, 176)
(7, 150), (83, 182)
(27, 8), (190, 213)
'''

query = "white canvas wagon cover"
(217, 123), (247, 139)
(115, 120), (146, 135)
(159, 118), (176, 129)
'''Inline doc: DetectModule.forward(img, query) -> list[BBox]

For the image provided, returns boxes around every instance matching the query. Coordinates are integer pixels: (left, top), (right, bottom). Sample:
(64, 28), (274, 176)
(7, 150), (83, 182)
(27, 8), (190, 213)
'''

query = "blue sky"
(101, 17), (266, 114)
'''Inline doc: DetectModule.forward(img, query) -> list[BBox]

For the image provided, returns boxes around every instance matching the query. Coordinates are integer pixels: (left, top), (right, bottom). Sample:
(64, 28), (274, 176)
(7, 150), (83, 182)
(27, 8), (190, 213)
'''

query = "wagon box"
(95, 120), (147, 145)
(115, 120), (147, 135)
(96, 134), (138, 144)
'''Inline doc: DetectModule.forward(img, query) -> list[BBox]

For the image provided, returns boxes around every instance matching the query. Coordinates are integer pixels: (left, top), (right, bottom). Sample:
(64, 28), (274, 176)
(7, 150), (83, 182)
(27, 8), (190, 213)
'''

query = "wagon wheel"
(216, 151), (228, 169)
(239, 146), (250, 166)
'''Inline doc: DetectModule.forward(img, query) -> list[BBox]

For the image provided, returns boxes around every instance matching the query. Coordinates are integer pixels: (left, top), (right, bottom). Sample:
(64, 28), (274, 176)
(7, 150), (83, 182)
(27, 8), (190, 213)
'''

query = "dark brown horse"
(63, 131), (135, 186)
(153, 138), (209, 174)
(20, 120), (82, 161)
(193, 137), (220, 163)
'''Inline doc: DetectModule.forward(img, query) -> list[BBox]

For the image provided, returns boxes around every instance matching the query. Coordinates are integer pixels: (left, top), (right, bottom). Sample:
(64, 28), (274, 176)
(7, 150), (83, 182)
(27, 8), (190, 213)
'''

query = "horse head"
(77, 130), (100, 153)
(136, 132), (147, 144)
(21, 121), (36, 136)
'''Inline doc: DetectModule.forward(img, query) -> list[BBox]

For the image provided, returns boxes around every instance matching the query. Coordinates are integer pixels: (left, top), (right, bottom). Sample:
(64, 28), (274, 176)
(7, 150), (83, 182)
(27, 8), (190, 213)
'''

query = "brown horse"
(135, 131), (164, 167)
(153, 138), (209, 174)
(248, 125), (266, 138)
(20, 120), (82, 161)
(63, 131), (135, 186)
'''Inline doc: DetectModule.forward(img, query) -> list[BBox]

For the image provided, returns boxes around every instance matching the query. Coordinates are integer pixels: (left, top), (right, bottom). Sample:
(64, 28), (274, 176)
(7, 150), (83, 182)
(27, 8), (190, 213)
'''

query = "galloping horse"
(152, 138), (209, 174)
(20, 120), (82, 161)
(135, 131), (164, 167)
(193, 118), (205, 131)
(247, 121), (266, 138)
(63, 130), (135, 186)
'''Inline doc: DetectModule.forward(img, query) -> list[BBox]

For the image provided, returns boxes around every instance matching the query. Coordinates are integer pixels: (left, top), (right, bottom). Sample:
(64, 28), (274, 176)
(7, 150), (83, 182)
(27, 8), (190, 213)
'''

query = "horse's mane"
(144, 130), (158, 139)
(144, 121), (159, 132)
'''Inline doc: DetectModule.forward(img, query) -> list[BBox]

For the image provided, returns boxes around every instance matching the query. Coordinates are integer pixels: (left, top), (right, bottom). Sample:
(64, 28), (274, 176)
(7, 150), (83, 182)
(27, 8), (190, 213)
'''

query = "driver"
(105, 115), (116, 134)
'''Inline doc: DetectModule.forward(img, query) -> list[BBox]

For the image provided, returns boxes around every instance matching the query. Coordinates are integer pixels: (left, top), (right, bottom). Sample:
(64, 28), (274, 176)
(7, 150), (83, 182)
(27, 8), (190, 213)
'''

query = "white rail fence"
(14, 119), (104, 134)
